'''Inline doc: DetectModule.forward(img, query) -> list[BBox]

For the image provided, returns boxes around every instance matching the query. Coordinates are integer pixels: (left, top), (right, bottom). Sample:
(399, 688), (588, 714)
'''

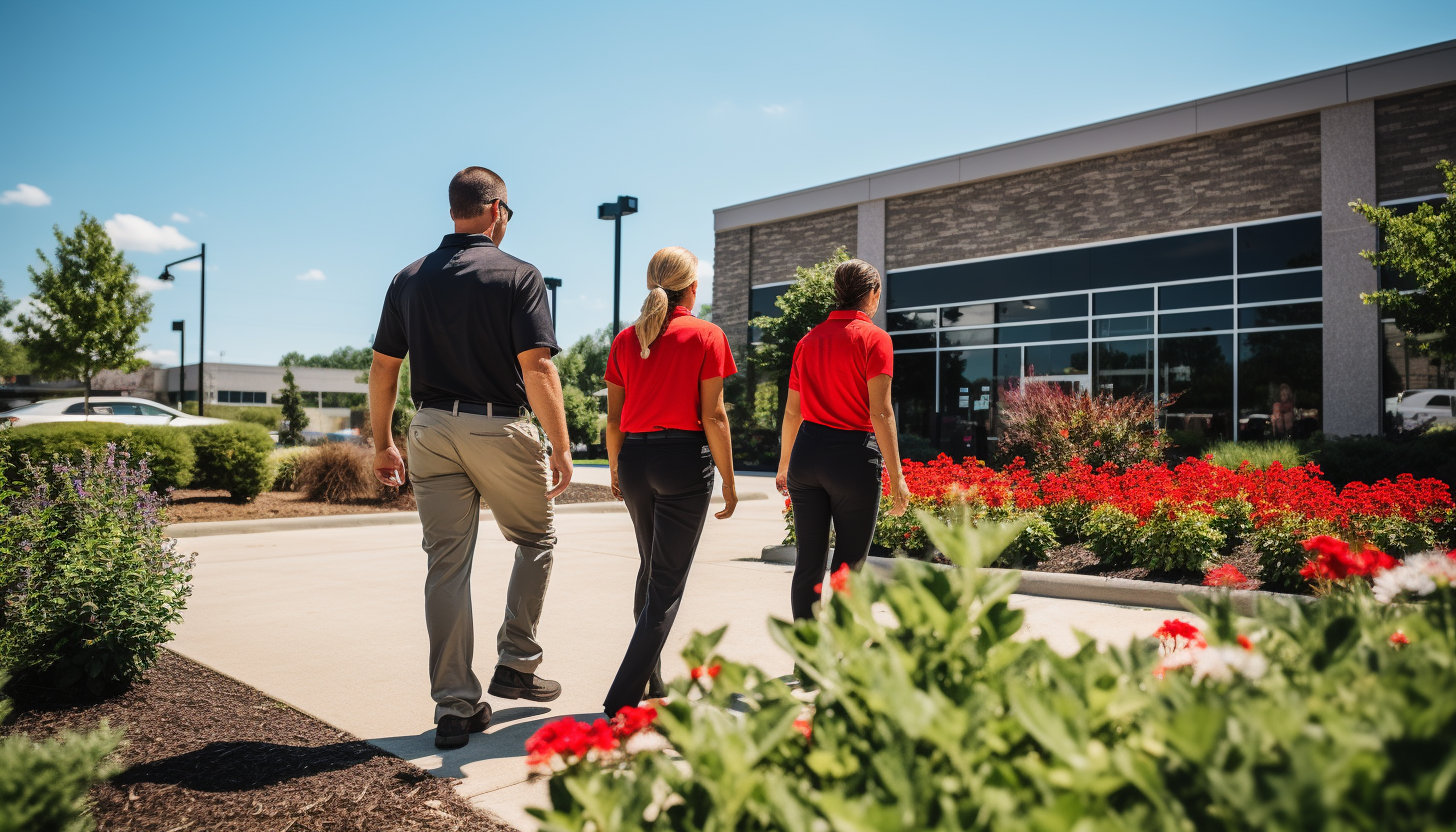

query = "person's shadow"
(367, 706), (606, 780)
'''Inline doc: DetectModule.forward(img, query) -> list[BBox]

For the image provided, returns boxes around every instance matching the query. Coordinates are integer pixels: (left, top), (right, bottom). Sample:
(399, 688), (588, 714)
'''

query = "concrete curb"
(864, 556), (1308, 616)
(167, 492), (765, 538)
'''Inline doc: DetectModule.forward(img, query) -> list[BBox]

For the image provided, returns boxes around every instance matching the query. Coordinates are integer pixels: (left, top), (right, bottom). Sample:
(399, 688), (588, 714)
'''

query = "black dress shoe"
(488, 666), (562, 702)
(434, 703), (492, 749)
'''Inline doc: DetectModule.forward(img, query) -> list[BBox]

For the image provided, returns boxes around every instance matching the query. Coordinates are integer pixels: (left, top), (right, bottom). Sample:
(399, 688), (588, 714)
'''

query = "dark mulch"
(2, 650), (512, 832)
(1029, 542), (1265, 590)
(167, 482), (616, 524)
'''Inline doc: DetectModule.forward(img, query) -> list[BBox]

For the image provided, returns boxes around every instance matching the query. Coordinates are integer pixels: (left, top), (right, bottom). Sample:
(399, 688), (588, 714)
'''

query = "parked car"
(1387, 389), (1456, 430)
(0, 397), (230, 428)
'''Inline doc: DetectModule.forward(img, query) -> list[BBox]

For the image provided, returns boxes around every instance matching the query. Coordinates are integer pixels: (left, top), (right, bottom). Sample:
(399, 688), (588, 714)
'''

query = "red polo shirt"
(788, 310), (894, 431)
(605, 307), (737, 433)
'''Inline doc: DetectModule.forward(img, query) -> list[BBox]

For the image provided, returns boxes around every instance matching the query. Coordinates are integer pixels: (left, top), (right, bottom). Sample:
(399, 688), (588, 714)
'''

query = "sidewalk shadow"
(114, 740), (387, 791)
(368, 707), (604, 780)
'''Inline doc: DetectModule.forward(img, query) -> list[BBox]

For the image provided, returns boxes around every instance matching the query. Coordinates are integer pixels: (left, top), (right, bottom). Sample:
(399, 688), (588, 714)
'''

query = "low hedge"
(184, 422), (275, 502)
(1, 422), (195, 491)
(0, 691), (120, 832)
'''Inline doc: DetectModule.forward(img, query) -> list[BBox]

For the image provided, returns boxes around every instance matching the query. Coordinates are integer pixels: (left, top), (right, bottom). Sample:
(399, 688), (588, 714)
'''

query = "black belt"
(625, 428), (706, 441)
(419, 399), (531, 419)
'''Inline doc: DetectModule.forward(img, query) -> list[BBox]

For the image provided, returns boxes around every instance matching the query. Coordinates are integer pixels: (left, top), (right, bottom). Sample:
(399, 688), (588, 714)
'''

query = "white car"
(1388, 389), (1456, 430)
(0, 397), (230, 428)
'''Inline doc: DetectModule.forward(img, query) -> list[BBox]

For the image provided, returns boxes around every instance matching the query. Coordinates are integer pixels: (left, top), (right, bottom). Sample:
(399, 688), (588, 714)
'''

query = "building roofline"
(713, 39), (1456, 232)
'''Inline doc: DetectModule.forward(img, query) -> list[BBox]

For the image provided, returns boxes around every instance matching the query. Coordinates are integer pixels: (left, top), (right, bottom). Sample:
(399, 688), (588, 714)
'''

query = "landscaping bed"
(166, 482), (616, 524)
(2, 650), (509, 832)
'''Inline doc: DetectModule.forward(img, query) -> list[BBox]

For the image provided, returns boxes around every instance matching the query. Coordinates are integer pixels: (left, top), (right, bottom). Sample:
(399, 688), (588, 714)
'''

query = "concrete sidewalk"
(167, 489), (1187, 831)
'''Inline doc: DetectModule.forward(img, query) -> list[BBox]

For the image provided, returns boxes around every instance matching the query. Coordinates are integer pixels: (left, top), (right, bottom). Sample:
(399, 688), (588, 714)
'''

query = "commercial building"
(713, 40), (1456, 455)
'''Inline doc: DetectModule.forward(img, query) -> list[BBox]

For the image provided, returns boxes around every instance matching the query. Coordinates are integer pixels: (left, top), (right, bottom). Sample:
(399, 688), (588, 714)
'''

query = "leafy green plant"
(276, 365), (309, 446)
(0, 447), (193, 698)
(562, 384), (600, 447)
(0, 689), (120, 832)
(1206, 439), (1307, 471)
(997, 379), (1170, 475)
(184, 422), (275, 501)
(2, 422), (194, 491)
(270, 446), (310, 491)
(748, 246), (852, 419)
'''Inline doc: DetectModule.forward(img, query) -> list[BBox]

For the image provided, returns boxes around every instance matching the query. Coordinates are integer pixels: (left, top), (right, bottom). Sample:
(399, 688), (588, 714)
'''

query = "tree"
(562, 384), (600, 448)
(748, 246), (852, 415)
(1353, 159), (1456, 358)
(277, 365), (310, 445)
(278, 344), (373, 370)
(0, 279), (31, 378)
(15, 213), (152, 410)
(553, 328), (612, 393)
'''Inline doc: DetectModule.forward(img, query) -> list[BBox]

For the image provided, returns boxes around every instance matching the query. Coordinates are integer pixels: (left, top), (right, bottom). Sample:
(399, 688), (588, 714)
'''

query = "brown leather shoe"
(434, 703), (492, 749)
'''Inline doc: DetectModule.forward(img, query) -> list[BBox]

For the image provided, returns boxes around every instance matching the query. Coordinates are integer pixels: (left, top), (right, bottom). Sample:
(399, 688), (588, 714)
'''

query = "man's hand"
(374, 445), (406, 487)
(547, 445), (573, 499)
(714, 481), (738, 520)
(888, 474), (911, 517)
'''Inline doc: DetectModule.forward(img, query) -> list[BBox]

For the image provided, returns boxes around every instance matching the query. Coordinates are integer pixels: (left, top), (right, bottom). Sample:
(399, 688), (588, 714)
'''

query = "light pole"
(158, 244), (206, 415)
(171, 320), (185, 407)
(544, 277), (562, 330)
(596, 196), (638, 333)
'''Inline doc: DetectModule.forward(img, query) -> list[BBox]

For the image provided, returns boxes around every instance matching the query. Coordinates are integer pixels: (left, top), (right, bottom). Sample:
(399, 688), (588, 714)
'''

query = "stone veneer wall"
(1376, 83), (1456, 203)
(885, 115), (1322, 271)
(712, 227), (751, 357)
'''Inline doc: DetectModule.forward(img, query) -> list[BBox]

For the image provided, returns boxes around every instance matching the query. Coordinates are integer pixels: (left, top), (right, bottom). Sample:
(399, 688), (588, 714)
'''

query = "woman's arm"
(868, 374), (909, 517)
(775, 389), (804, 496)
(699, 376), (737, 519)
(606, 382), (626, 500)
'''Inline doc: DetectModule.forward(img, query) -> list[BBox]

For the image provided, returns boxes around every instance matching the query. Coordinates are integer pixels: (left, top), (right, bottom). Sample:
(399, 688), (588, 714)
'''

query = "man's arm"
(370, 351), (406, 486)
(519, 347), (573, 499)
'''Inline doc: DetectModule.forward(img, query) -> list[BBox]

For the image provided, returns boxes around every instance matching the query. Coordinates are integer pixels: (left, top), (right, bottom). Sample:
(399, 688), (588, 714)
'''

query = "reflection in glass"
(892, 351), (937, 446)
(1095, 339), (1153, 398)
(1094, 287), (1154, 315)
(940, 303), (994, 327)
(1237, 270), (1321, 304)
(1236, 217), (1321, 274)
(1159, 280), (1233, 310)
(940, 348), (996, 460)
(1094, 316), (1154, 337)
(891, 332), (936, 350)
(1159, 335), (1234, 442)
(940, 328), (993, 348)
(994, 294), (1087, 324)
(887, 310), (938, 331)
(1160, 309), (1232, 334)
(997, 320), (1087, 344)
(1024, 343), (1089, 377)
(1238, 329), (1321, 440)
(1238, 303), (1321, 329)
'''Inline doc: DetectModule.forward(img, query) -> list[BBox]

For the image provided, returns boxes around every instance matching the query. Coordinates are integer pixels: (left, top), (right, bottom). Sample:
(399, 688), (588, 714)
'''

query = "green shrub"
(270, 446), (310, 491)
(997, 380), (1168, 474)
(561, 384), (599, 447)
(1207, 438), (1307, 470)
(2, 422), (194, 491)
(1080, 503), (1223, 571)
(1079, 503), (1143, 567)
(528, 516), (1456, 831)
(0, 448), (193, 698)
(293, 442), (378, 502)
(1311, 430), (1456, 486)
(0, 693), (120, 832)
(184, 422), (275, 501)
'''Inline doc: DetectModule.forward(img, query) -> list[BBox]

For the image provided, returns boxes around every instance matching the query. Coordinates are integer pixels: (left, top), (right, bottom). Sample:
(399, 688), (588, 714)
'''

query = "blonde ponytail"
(634, 246), (699, 358)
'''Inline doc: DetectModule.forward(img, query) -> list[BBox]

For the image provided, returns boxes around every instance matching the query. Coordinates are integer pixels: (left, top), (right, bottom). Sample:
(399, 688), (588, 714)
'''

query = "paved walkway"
(167, 469), (1187, 831)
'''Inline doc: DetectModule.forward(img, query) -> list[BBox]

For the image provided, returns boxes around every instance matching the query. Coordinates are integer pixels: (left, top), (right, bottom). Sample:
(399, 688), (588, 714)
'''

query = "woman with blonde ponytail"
(601, 246), (738, 717)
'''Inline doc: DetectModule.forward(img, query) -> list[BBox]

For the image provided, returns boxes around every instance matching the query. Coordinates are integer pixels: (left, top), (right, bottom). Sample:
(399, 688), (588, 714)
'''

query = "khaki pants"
(407, 407), (555, 722)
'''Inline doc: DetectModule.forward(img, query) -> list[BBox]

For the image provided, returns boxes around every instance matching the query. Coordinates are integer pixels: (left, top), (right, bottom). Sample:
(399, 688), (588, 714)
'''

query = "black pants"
(603, 432), (713, 715)
(787, 421), (883, 620)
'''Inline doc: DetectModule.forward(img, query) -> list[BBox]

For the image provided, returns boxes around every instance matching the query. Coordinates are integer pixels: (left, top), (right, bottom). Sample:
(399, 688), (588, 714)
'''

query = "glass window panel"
(1238, 302), (1321, 329)
(997, 320), (1087, 344)
(891, 332), (937, 350)
(1159, 309), (1232, 333)
(1024, 342), (1089, 376)
(1093, 287), (1154, 315)
(1094, 316), (1154, 338)
(994, 294), (1087, 324)
(892, 351), (937, 448)
(1238, 329), (1322, 441)
(749, 284), (791, 319)
(1089, 229), (1233, 288)
(889, 248), (1091, 309)
(940, 303), (994, 327)
(1159, 280), (1233, 310)
(1238, 270), (1321, 304)
(939, 348), (997, 459)
(1383, 321), (1456, 399)
(140, 404), (169, 416)
(1160, 334), (1234, 442)
(939, 329), (992, 349)
(1236, 217), (1322, 273)
(888, 310), (937, 331)
(1094, 339), (1153, 398)
(1428, 395), (1450, 408)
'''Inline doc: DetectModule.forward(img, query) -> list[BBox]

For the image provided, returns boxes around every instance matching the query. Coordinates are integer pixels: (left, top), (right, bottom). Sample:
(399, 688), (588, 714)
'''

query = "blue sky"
(2, 1), (1454, 368)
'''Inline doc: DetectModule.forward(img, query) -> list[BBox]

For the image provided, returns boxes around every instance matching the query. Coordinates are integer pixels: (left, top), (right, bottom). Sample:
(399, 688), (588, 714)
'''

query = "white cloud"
(103, 213), (195, 253)
(135, 276), (174, 293)
(0, 183), (51, 206)
(170, 212), (190, 223)
(761, 104), (788, 116)
(697, 261), (714, 282)
(0, 297), (38, 339)
(139, 347), (179, 365)
(174, 260), (206, 272)
(296, 268), (326, 281)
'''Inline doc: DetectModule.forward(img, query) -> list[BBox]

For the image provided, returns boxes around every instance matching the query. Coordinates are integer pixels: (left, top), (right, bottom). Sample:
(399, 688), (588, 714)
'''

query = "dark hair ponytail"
(833, 259), (881, 311)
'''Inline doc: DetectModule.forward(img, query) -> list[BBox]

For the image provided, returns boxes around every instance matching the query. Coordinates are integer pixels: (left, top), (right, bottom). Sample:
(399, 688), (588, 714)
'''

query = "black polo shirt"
(374, 233), (558, 408)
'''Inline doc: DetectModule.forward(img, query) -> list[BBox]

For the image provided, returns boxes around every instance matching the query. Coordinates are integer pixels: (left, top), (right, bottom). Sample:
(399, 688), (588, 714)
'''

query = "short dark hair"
(449, 166), (507, 220)
(833, 259), (882, 310)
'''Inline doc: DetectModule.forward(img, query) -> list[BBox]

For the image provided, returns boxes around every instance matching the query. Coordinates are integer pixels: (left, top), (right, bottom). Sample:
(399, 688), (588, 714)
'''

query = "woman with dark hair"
(601, 246), (738, 717)
(776, 259), (910, 620)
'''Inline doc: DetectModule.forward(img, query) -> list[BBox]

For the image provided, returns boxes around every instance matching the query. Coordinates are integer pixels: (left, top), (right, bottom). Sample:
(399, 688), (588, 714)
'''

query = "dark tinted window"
(1095, 339), (1153, 397)
(892, 351), (937, 441)
(1239, 329), (1322, 439)
(1161, 334), (1234, 441)
(1238, 303), (1321, 329)
(891, 332), (937, 350)
(887, 247), (1091, 308)
(940, 303), (994, 327)
(1160, 280), (1232, 310)
(1237, 217), (1321, 273)
(1160, 309), (1233, 333)
(750, 284), (791, 319)
(1238, 270), (1321, 303)
(1024, 343), (1089, 376)
(1094, 316), (1154, 338)
(940, 329), (993, 348)
(887, 310), (938, 331)
(1094, 287), (1154, 315)
(996, 320), (1087, 344)
(1089, 229), (1232, 288)
(995, 294), (1086, 324)
(1429, 395), (1452, 408)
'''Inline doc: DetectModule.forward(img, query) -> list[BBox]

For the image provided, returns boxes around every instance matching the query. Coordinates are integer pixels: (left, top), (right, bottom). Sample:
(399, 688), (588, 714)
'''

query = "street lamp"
(597, 196), (638, 334)
(170, 320), (186, 407)
(158, 243), (206, 416)
(544, 277), (562, 330)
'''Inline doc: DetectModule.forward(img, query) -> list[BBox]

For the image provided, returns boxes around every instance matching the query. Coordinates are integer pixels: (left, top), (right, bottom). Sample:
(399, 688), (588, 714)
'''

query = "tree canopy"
(747, 246), (851, 383)
(553, 328), (612, 393)
(278, 345), (373, 370)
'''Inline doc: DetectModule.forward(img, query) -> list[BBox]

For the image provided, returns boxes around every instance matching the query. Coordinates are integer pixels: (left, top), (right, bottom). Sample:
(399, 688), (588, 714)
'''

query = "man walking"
(370, 166), (574, 750)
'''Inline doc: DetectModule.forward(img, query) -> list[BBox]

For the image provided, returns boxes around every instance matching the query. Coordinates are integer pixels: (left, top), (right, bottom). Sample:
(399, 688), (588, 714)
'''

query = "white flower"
(1373, 564), (1436, 603)
(1190, 646), (1268, 685)
(624, 731), (671, 755)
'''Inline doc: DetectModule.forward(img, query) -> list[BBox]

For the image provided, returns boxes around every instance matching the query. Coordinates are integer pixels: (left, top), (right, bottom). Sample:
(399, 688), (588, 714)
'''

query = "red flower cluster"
(1155, 618), (1203, 651)
(1389, 630), (1410, 648)
(1203, 564), (1252, 588)
(1297, 535), (1397, 582)
(813, 562), (853, 596)
(525, 717), (618, 766)
(690, 663), (721, 680)
(1236, 634), (1254, 651)
(610, 704), (657, 736)
(793, 717), (812, 740)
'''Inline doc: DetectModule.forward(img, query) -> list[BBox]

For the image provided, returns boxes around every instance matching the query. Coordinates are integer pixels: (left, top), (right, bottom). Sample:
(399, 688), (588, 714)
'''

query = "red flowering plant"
(1203, 564), (1254, 589)
(1297, 534), (1398, 594)
(996, 379), (1173, 475)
